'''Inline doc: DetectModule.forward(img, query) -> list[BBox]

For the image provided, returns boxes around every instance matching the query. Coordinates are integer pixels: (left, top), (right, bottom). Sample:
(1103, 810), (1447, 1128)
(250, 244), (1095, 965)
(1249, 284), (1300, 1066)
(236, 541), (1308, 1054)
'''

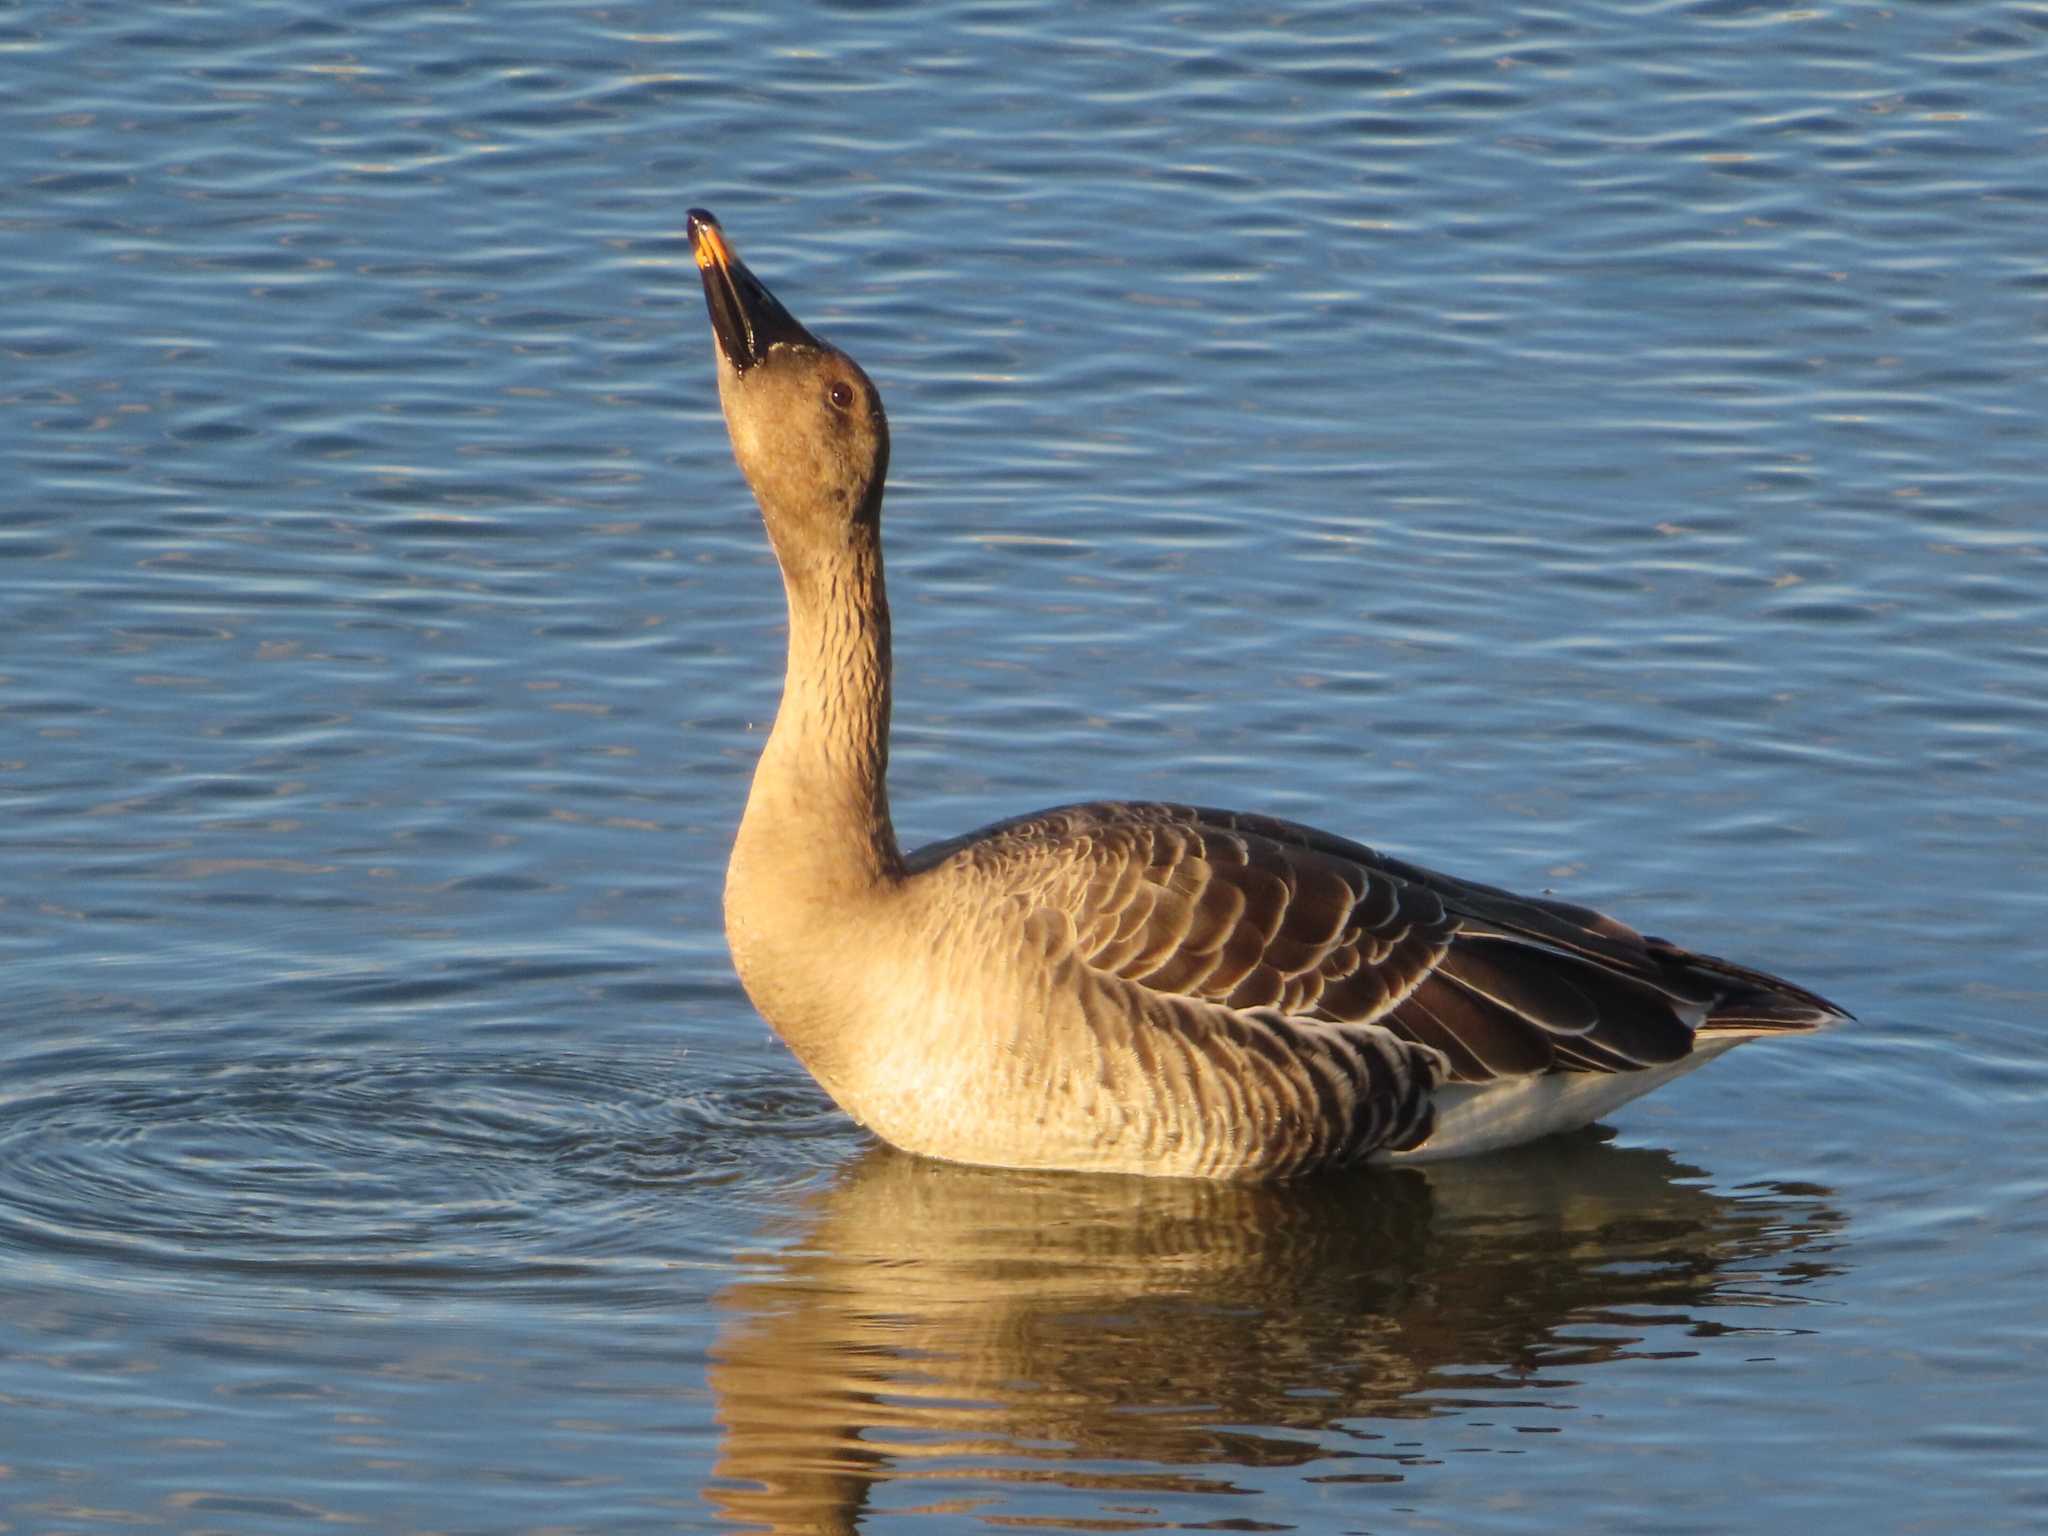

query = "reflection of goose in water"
(706, 1135), (1843, 1532)
(688, 209), (1847, 1178)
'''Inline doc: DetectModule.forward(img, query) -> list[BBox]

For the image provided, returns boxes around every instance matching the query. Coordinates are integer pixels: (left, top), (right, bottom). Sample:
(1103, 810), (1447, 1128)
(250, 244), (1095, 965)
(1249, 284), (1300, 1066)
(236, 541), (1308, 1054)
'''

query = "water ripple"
(0, 1045), (852, 1309)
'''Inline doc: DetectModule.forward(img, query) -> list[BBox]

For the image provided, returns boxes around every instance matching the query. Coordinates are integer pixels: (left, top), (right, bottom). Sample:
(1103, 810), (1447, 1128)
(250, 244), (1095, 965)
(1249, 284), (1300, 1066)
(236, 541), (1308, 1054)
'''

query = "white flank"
(1381, 1036), (1749, 1163)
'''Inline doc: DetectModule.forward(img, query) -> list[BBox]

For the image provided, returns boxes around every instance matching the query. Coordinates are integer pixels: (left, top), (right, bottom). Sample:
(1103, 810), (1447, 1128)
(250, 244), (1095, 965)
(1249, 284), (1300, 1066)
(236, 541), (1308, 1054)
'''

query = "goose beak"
(687, 208), (821, 372)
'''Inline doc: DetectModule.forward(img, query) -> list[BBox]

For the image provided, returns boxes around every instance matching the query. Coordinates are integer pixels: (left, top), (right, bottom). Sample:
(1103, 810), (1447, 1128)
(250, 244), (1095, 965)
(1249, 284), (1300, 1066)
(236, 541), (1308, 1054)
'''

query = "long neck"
(736, 522), (903, 901)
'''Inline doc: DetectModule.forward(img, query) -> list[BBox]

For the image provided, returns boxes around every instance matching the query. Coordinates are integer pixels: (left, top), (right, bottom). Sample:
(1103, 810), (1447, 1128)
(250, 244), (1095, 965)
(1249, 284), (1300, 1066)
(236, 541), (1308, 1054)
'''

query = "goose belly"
(1382, 1036), (1748, 1163)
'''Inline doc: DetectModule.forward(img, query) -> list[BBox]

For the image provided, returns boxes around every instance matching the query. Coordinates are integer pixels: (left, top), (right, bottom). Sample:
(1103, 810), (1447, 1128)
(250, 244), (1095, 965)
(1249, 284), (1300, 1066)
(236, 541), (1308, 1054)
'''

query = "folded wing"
(916, 801), (1846, 1089)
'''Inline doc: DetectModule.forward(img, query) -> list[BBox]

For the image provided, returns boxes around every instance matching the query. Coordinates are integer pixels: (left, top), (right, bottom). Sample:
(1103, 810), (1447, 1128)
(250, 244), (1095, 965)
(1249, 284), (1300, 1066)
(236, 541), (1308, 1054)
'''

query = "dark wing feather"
(912, 801), (1848, 1086)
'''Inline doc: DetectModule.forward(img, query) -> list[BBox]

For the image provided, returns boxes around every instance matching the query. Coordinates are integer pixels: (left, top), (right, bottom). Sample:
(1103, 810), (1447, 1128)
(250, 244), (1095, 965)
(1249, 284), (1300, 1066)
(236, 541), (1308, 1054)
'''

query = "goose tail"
(1666, 943), (1852, 1035)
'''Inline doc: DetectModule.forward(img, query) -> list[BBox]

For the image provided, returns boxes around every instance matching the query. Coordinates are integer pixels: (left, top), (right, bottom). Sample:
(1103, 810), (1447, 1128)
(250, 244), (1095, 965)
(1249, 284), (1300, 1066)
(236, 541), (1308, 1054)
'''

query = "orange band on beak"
(691, 220), (732, 273)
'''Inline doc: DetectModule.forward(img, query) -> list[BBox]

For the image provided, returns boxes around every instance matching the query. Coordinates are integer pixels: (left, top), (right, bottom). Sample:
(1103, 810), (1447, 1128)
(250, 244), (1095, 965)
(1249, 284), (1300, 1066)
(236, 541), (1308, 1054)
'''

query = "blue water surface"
(3, 2), (2046, 1531)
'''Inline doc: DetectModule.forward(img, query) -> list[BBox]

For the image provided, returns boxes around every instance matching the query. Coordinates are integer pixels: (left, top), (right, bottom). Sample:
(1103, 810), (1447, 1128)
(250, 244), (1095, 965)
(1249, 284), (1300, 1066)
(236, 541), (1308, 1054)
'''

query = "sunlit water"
(4, 2), (2046, 1531)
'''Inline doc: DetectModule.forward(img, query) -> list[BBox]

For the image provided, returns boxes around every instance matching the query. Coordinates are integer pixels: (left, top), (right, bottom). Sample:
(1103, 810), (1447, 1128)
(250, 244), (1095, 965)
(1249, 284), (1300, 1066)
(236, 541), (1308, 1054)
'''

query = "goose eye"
(828, 381), (854, 411)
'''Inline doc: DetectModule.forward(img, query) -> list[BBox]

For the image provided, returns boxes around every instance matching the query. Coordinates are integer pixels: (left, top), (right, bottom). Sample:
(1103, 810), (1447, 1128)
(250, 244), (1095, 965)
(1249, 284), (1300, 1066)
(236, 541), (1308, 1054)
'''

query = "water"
(3, 0), (2045, 1529)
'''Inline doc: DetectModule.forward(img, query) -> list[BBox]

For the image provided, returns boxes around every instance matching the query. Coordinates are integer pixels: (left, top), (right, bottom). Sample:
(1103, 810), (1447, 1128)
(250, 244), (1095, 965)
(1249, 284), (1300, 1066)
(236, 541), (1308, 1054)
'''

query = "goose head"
(688, 209), (890, 586)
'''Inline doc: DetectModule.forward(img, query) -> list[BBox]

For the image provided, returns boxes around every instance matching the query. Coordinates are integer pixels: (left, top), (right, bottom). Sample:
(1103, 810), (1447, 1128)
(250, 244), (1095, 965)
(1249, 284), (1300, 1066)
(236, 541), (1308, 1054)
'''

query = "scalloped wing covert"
(911, 801), (1842, 1088)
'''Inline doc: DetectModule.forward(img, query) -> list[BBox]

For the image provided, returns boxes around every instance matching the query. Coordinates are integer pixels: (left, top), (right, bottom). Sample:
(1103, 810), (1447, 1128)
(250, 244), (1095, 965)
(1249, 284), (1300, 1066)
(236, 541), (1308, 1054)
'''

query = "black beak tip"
(686, 207), (718, 238)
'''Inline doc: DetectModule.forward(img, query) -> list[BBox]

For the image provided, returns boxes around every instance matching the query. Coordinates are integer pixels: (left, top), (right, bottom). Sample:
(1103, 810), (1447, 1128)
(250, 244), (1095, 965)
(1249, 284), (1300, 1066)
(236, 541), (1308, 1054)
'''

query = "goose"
(687, 208), (1846, 1180)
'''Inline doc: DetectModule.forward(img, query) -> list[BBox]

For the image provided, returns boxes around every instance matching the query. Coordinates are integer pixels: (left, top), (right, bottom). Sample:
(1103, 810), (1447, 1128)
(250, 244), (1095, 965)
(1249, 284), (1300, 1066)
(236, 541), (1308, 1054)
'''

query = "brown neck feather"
(734, 517), (903, 905)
